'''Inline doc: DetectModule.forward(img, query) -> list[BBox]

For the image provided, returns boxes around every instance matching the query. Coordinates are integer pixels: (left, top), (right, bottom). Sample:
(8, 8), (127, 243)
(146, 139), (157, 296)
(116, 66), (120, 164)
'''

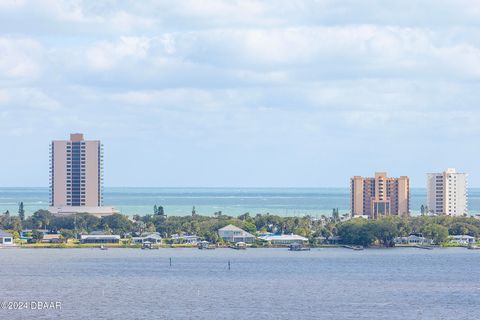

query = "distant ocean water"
(1, 187), (480, 217)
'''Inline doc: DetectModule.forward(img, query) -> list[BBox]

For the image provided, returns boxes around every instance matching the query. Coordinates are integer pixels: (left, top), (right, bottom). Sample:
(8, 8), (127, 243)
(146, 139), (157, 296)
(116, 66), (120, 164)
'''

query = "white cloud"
(85, 36), (151, 70)
(1, 0), (480, 186)
(0, 0), (25, 9)
(0, 88), (60, 111)
(0, 90), (10, 104)
(0, 37), (42, 81)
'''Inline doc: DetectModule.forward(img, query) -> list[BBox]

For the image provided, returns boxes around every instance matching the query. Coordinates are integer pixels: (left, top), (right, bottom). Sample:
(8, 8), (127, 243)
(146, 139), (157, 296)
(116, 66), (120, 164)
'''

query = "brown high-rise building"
(351, 172), (409, 219)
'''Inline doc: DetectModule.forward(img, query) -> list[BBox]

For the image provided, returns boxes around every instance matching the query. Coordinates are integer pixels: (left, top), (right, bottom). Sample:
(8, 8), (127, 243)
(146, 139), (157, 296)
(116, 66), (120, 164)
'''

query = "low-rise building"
(20, 229), (49, 240)
(49, 206), (119, 218)
(132, 233), (162, 244)
(170, 234), (199, 244)
(80, 234), (120, 244)
(449, 235), (476, 245)
(218, 225), (255, 243)
(394, 234), (433, 245)
(0, 230), (14, 246)
(41, 234), (63, 244)
(258, 234), (309, 245)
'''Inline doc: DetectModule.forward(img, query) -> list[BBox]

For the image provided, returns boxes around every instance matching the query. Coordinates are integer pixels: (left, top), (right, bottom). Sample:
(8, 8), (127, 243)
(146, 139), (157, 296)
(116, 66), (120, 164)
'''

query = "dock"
(289, 243), (311, 251)
(413, 245), (434, 250)
(342, 245), (364, 251)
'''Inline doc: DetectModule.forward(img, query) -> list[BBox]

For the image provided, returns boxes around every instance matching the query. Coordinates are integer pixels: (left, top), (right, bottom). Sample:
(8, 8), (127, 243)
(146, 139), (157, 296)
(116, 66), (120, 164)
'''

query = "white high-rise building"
(427, 168), (468, 216)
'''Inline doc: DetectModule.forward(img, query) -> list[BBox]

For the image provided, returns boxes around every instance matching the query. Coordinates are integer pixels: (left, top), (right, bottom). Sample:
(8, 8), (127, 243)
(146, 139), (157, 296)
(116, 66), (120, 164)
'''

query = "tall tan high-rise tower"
(50, 133), (103, 207)
(351, 172), (410, 219)
(49, 134), (116, 217)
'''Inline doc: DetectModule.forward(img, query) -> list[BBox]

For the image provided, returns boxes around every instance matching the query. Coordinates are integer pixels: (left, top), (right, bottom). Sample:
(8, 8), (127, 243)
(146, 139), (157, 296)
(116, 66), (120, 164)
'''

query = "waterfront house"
(449, 235), (476, 245)
(170, 234), (199, 244)
(132, 232), (162, 244)
(258, 234), (309, 245)
(21, 229), (56, 243)
(80, 234), (120, 244)
(41, 234), (63, 244)
(394, 234), (433, 245)
(0, 230), (14, 246)
(218, 225), (255, 243)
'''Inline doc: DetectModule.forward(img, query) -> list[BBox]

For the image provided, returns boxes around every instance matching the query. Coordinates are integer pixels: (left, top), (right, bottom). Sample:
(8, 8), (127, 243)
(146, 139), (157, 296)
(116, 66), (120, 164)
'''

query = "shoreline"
(1, 244), (470, 250)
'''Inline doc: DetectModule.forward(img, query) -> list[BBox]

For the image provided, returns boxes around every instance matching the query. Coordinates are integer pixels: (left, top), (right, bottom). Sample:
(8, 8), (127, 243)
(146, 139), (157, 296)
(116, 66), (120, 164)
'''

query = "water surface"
(0, 248), (479, 319)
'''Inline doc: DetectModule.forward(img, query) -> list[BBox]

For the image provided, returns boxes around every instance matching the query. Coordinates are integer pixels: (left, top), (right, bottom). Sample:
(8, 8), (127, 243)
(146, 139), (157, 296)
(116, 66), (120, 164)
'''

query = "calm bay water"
(0, 248), (479, 320)
(1, 187), (480, 217)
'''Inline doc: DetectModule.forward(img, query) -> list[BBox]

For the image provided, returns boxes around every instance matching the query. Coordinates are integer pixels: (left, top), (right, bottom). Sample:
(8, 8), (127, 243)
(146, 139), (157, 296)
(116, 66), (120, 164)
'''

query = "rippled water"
(2, 187), (480, 216)
(0, 248), (479, 320)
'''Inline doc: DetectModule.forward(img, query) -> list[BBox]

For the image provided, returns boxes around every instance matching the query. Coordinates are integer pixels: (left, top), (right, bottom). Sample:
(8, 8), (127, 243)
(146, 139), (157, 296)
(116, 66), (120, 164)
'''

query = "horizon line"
(0, 185), (478, 189)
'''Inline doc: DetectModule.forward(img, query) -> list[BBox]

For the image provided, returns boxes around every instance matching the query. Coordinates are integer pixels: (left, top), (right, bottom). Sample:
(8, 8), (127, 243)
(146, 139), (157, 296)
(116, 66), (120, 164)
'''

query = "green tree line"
(1, 207), (479, 246)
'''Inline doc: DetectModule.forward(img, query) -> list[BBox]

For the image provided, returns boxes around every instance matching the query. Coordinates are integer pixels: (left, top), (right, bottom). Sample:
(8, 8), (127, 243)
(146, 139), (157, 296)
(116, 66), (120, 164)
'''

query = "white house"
(218, 225), (255, 243)
(170, 234), (199, 244)
(132, 232), (162, 244)
(258, 234), (309, 245)
(0, 230), (14, 246)
(394, 234), (433, 245)
(449, 235), (476, 245)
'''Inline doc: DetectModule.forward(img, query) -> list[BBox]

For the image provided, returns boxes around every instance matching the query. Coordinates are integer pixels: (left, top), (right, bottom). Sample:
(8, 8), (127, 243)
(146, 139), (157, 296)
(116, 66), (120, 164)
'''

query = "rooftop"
(81, 234), (121, 240)
(219, 224), (245, 232)
(218, 224), (255, 238)
(450, 235), (475, 239)
(43, 234), (61, 239)
(49, 206), (119, 218)
(70, 133), (84, 141)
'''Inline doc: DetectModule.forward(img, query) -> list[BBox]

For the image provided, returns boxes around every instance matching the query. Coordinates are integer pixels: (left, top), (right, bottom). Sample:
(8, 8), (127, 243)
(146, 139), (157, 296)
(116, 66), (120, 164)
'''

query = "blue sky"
(0, 0), (479, 187)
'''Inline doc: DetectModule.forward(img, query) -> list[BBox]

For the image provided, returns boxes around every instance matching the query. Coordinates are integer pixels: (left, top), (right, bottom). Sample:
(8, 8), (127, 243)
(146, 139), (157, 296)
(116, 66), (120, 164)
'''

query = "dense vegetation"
(1, 206), (480, 246)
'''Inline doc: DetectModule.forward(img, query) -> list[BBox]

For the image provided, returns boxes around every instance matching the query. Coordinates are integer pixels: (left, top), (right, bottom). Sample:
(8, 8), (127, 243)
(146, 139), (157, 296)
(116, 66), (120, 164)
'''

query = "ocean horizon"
(1, 187), (480, 217)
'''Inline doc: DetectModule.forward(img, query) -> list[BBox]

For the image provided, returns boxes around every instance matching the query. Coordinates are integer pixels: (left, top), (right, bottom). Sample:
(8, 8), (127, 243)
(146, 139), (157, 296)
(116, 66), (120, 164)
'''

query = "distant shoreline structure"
(48, 206), (119, 218)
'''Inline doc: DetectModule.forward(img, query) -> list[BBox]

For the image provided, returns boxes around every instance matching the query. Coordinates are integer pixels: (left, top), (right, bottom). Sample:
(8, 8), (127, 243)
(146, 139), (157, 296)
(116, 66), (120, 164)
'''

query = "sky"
(0, 0), (479, 188)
